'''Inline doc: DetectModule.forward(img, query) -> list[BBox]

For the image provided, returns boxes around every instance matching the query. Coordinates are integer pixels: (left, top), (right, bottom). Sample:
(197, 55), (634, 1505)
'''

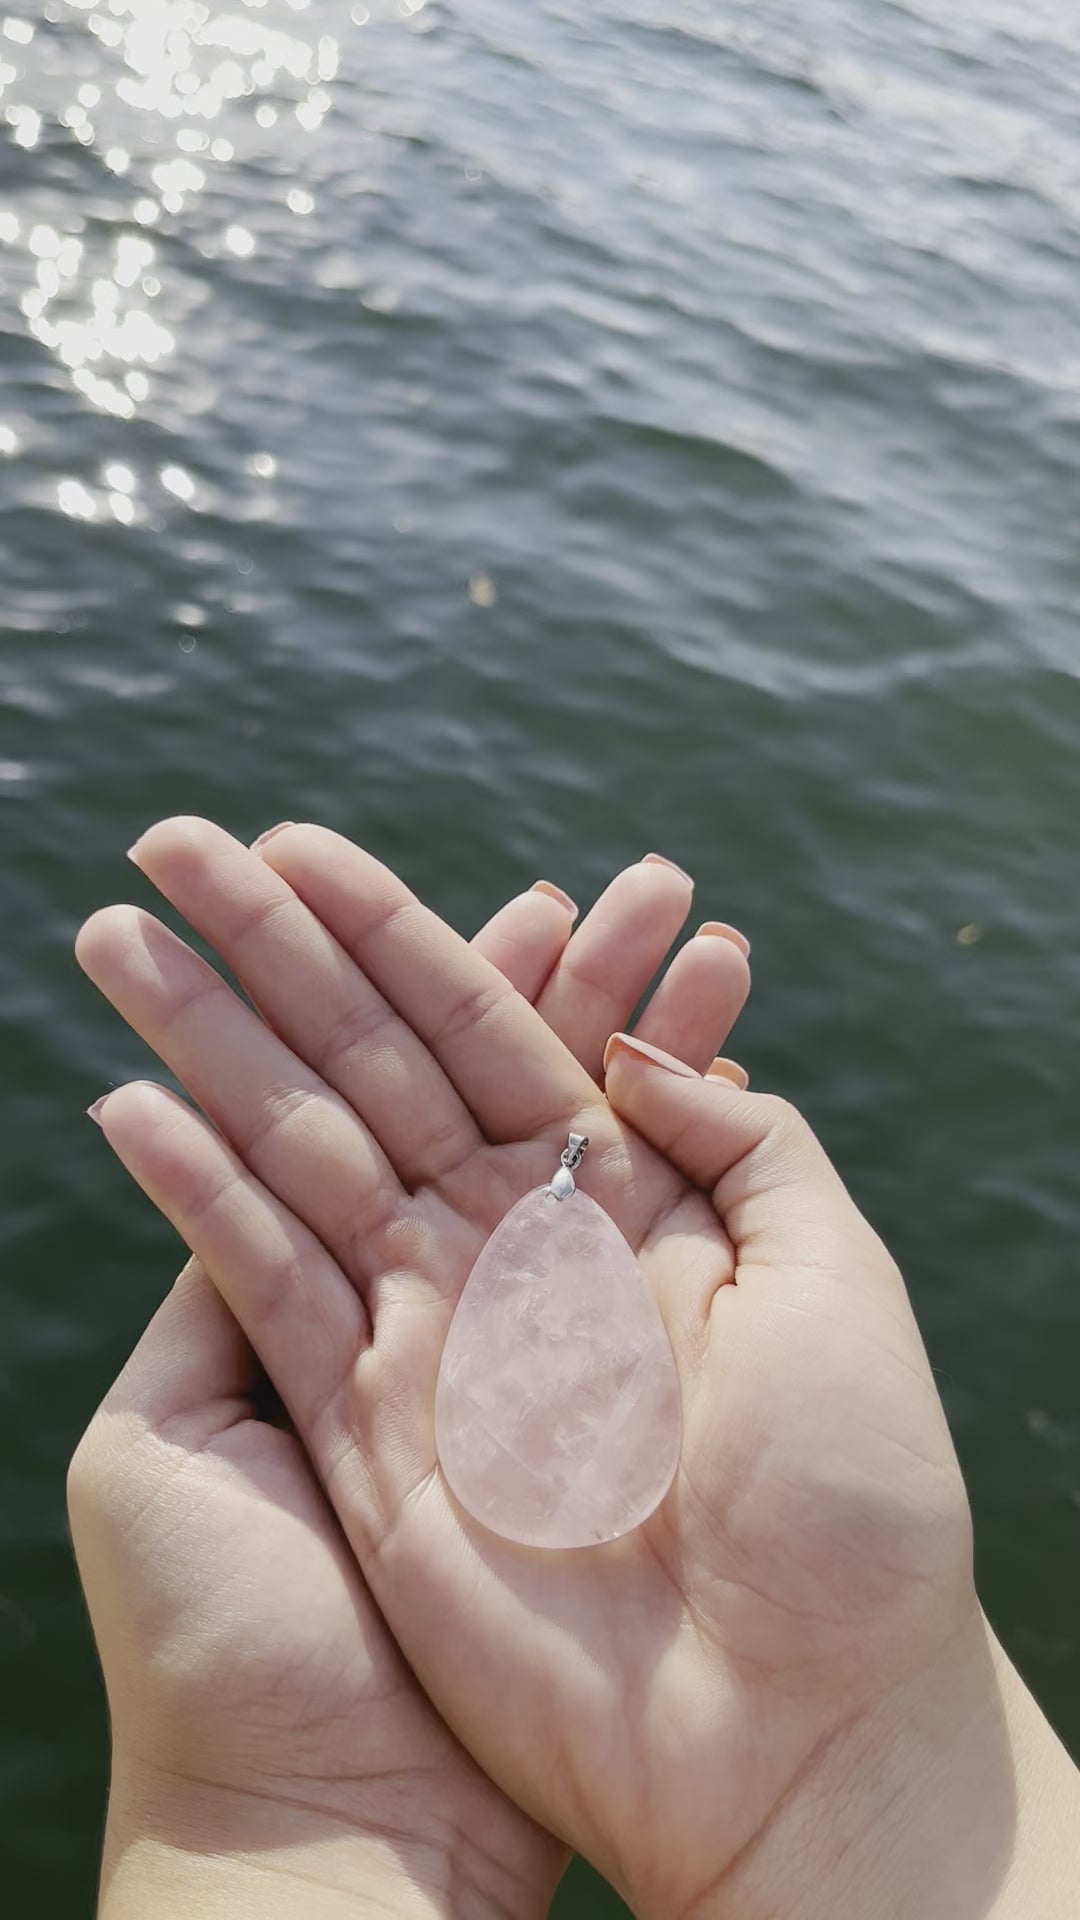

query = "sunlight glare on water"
(0, 0), (344, 463)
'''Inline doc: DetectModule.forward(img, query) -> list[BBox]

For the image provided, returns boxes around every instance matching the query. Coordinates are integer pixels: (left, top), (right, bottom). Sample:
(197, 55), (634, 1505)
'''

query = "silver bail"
(548, 1130), (589, 1200)
(562, 1132), (589, 1172)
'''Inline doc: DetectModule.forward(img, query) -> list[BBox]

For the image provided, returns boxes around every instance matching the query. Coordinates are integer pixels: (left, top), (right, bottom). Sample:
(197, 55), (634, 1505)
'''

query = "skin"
(71, 844), (750, 1919)
(76, 819), (1080, 1920)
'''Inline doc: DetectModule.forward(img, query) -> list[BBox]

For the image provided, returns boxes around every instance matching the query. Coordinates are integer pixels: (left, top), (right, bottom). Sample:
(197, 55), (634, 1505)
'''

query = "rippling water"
(3, 0), (1080, 1909)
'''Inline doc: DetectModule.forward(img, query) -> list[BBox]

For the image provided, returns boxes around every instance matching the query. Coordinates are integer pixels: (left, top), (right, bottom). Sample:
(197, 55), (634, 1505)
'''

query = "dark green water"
(3, 0), (1079, 1910)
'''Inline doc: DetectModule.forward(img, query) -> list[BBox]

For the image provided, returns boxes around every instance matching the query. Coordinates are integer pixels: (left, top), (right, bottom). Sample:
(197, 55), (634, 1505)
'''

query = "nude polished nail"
(531, 880), (579, 917)
(251, 822), (296, 851)
(642, 853), (693, 885)
(603, 1032), (700, 1078)
(696, 920), (751, 959)
(706, 1058), (750, 1089)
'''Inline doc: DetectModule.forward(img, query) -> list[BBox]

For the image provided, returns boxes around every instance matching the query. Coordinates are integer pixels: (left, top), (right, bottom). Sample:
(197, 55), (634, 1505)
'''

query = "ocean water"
(2, 0), (1079, 1909)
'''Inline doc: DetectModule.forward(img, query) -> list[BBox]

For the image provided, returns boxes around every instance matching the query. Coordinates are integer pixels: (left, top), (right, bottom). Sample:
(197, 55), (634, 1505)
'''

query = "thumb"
(603, 1034), (896, 1289)
(98, 1257), (256, 1431)
(68, 1260), (257, 1564)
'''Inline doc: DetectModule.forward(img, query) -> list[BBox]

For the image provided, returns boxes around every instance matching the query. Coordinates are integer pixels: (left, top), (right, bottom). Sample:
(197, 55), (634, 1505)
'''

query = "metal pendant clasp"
(548, 1131), (589, 1200)
(562, 1132), (589, 1172)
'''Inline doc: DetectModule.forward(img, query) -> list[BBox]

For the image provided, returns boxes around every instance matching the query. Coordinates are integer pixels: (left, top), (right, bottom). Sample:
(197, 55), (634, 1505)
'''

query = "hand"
(71, 835), (750, 1919)
(77, 820), (1080, 1919)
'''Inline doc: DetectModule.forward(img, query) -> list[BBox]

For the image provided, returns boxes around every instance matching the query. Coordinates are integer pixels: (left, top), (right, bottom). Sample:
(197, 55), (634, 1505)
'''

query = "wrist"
(100, 1753), (540, 1920)
(649, 1614), (1080, 1920)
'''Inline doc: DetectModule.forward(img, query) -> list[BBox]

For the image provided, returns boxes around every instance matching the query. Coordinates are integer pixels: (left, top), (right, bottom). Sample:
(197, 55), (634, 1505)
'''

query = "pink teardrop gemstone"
(435, 1187), (681, 1549)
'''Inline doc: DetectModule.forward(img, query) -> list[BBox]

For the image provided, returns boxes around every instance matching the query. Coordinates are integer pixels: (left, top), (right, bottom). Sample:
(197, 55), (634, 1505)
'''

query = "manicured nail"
(125, 840), (144, 867)
(603, 1032), (700, 1078)
(643, 853), (693, 885)
(251, 822), (296, 852)
(531, 880), (578, 918)
(87, 1095), (111, 1126)
(696, 920), (751, 959)
(706, 1058), (749, 1090)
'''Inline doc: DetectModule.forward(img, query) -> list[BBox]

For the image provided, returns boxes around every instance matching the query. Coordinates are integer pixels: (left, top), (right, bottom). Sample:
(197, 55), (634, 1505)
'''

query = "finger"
(602, 1034), (890, 1284)
(630, 924), (751, 1074)
(532, 857), (696, 1080)
(258, 824), (602, 1147)
(128, 817), (484, 1190)
(98, 1260), (255, 1432)
(75, 903), (405, 1290)
(472, 865), (749, 1083)
(87, 1081), (363, 1437)
(470, 882), (578, 1002)
(66, 1258), (262, 1561)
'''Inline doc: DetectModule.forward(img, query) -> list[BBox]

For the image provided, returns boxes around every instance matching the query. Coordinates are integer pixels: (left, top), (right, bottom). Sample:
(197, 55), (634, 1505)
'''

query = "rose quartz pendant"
(435, 1134), (681, 1549)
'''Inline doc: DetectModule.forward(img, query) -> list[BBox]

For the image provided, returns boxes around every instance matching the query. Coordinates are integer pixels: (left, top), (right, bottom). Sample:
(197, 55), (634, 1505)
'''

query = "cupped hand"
(78, 819), (994, 1918)
(71, 831), (749, 1918)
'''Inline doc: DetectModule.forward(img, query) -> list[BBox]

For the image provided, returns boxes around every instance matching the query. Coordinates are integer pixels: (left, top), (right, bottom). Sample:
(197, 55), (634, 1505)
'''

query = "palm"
(325, 1135), (967, 1902)
(72, 1258), (562, 1902)
(160, 1426), (409, 1750)
(77, 818), (970, 1909)
(88, 1298), (469, 1776)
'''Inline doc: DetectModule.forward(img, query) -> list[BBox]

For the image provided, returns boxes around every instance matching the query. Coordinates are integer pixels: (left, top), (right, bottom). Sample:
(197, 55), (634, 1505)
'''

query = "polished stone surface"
(436, 1187), (682, 1549)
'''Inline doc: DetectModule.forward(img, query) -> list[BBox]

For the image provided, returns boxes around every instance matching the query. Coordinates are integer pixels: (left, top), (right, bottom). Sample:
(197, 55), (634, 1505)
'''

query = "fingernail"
(531, 880), (578, 918)
(643, 853), (693, 885)
(251, 822), (295, 852)
(125, 840), (144, 867)
(706, 1058), (749, 1090)
(696, 920), (751, 959)
(87, 1095), (111, 1126)
(603, 1032), (700, 1078)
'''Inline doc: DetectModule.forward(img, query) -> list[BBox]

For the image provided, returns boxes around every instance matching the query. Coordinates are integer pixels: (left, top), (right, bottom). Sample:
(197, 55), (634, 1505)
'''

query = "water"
(3, 0), (1079, 1908)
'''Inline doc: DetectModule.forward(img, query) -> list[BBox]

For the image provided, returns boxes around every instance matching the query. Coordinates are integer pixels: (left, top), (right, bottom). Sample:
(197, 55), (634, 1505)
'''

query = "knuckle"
(339, 1187), (404, 1276)
(318, 992), (394, 1074)
(345, 888), (413, 956)
(433, 976), (509, 1051)
(754, 1091), (805, 1138)
(746, 1092), (822, 1185)
(227, 887), (298, 952)
(261, 1239), (314, 1327)
(180, 1156), (244, 1238)
(157, 968), (221, 1045)
(411, 1104), (471, 1180)
(239, 1081), (325, 1161)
